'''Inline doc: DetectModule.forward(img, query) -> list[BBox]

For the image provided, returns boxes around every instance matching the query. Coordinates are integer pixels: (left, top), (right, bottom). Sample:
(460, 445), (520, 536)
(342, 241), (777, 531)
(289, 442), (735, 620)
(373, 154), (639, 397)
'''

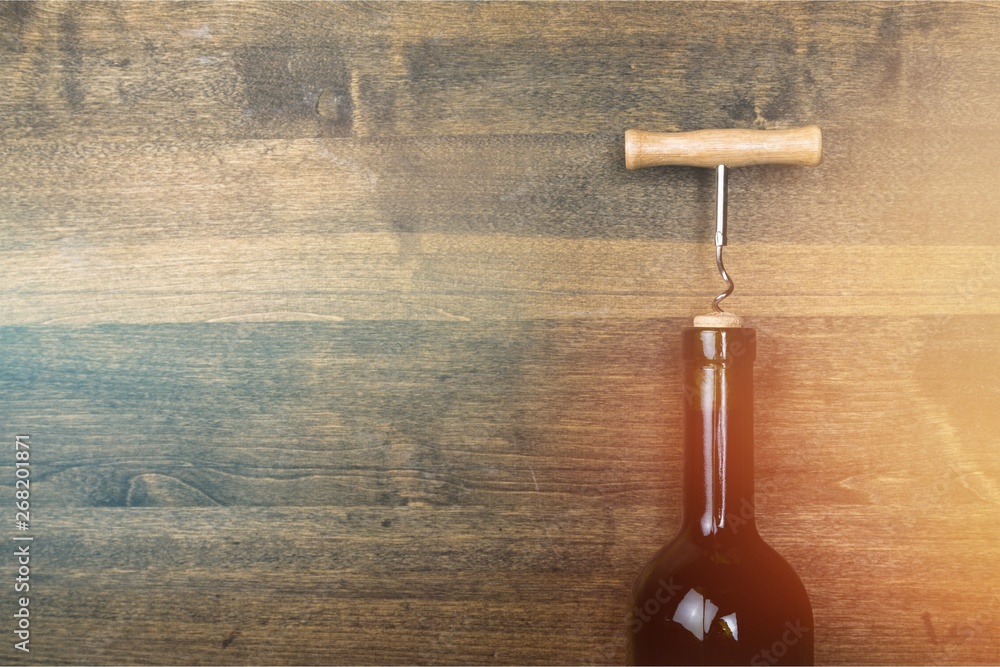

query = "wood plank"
(2, 235), (999, 323)
(4, 502), (999, 665)
(3, 127), (999, 268)
(5, 316), (999, 506)
(3, 2), (1000, 141)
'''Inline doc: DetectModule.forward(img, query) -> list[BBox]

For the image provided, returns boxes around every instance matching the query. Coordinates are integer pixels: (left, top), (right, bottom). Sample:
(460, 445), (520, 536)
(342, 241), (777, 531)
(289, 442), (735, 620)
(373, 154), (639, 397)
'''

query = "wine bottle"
(627, 326), (813, 666)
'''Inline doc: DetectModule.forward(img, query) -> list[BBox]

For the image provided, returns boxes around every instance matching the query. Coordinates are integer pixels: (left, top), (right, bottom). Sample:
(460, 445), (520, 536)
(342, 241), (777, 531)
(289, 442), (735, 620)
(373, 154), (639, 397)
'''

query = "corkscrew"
(625, 127), (823, 327)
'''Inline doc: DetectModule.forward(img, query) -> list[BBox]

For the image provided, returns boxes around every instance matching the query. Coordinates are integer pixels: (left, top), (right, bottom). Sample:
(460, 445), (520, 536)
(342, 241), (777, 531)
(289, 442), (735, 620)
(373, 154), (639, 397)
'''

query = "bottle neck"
(680, 327), (757, 541)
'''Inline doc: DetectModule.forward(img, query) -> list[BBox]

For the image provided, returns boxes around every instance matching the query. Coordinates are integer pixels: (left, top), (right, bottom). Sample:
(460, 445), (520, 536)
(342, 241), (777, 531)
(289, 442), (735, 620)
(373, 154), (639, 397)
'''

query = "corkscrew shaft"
(712, 165), (734, 313)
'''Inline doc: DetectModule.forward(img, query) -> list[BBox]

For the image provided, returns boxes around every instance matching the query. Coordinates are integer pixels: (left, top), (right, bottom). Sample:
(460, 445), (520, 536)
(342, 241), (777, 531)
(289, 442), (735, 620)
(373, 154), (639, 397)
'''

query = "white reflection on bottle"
(672, 588), (719, 640)
(670, 589), (739, 642)
(720, 612), (738, 641)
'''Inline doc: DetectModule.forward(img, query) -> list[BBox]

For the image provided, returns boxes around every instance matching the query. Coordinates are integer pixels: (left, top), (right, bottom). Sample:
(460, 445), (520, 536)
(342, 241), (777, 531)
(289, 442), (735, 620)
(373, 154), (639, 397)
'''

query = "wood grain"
(2, 1), (1000, 665)
(3, 236), (999, 324)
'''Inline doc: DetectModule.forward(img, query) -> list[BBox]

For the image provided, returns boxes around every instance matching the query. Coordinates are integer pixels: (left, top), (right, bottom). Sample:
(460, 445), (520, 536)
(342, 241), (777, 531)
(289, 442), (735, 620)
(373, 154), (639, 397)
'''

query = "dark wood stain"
(233, 43), (354, 138)
(221, 629), (240, 649)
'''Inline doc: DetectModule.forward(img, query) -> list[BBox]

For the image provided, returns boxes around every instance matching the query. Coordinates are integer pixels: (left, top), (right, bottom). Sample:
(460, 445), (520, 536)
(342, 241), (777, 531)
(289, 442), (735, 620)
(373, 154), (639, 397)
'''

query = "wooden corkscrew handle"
(625, 126), (822, 169)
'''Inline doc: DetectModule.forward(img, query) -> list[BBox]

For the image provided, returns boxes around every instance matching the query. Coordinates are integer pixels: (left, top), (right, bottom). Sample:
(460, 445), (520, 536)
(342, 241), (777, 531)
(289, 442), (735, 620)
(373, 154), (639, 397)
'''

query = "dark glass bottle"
(628, 327), (813, 666)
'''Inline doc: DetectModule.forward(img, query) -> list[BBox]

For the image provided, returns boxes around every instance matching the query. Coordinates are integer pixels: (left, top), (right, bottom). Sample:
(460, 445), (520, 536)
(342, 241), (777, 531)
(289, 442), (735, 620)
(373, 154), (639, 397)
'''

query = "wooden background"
(2, 1), (1000, 664)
